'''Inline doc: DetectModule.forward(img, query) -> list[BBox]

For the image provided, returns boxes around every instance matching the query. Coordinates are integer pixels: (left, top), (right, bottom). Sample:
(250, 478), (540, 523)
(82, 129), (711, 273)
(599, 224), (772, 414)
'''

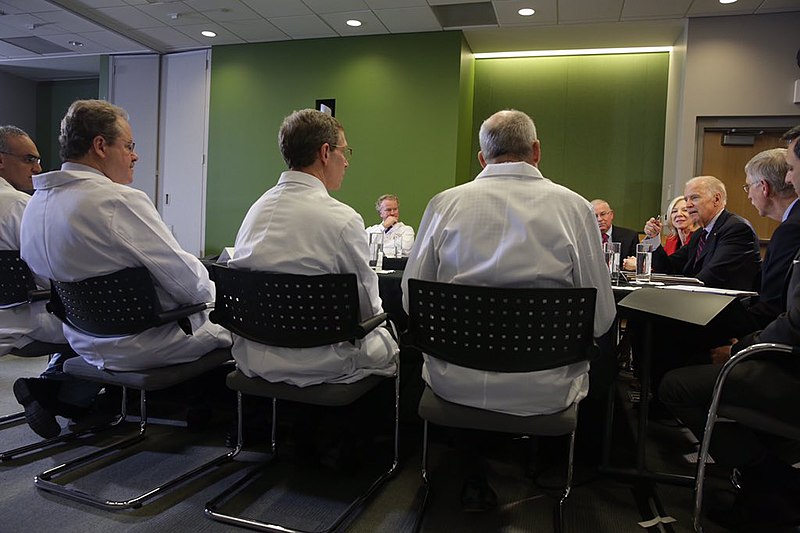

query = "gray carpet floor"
(0, 354), (740, 532)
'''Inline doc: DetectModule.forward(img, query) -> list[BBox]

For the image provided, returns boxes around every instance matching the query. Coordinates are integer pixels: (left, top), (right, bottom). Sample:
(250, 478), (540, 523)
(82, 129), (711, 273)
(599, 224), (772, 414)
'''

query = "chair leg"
(411, 420), (431, 533)
(555, 428), (576, 533)
(35, 387), (239, 510)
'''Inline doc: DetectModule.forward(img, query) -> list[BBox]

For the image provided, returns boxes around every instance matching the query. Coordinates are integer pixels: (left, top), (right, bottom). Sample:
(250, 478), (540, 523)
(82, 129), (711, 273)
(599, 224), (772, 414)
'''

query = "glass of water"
(636, 243), (652, 282)
(604, 241), (621, 283)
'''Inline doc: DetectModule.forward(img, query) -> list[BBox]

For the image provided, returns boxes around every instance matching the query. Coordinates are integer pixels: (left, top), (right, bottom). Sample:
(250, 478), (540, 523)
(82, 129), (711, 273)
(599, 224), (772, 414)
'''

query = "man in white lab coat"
(402, 109), (616, 510)
(17, 100), (231, 436)
(365, 194), (415, 258)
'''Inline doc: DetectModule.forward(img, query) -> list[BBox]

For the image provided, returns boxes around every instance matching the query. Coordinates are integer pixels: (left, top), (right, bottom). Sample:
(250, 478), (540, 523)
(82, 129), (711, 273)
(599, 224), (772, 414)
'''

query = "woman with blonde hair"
(663, 195), (698, 255)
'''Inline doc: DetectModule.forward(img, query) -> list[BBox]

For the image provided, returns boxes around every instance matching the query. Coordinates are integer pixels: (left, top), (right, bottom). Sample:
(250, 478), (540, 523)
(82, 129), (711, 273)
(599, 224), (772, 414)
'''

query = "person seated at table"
(592, 198), (638, 269)
(621, 195), (698, 271)
(366, 194), (415, 258)
(403, 109), (616, 511)
(641, 175), (760, 291)
(659, 136), (800, 526)
(18, 100), (231, 434)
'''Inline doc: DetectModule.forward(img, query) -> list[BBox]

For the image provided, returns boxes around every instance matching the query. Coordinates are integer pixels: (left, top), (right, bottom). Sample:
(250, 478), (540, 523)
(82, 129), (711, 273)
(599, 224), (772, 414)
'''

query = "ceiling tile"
(318, 10), (389, 36)
(174, 22), (245, 44)
(0, 38), (39, 57)
(757, 0), (800, 12)
(219, 18), (289, 41)
(686, 0), (763, 17)
(37, 32), (111, 54)
(1, 0), (62, 12)
(36, 10), (110, 33)
(373, 6), (441, 33)
(493, 0), (558, 26)
(268, 14), (337, 39)
(621, 0), (692, 20)
(302, 0), (370, 14)
(136, 24), (203, 49)
(137, 5), (211, 27)
(364, 0), (428, 7)
(80, 29), (150, 51)
(69, 0), (129, 7)
(558, 0), (623, 23)
(427, 0), (487, 4)
(188, 0), (261, 21)
(239, 0), (312, 18)
(96, 6), (165, 29)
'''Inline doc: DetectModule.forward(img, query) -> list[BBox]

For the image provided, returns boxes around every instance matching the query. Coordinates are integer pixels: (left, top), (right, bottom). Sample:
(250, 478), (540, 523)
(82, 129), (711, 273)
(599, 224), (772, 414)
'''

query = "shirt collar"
(782, 198), (799, 222)
(703, 209), (724, 234)
(277, 170), (328, 193)
(475, 161), (544, 181)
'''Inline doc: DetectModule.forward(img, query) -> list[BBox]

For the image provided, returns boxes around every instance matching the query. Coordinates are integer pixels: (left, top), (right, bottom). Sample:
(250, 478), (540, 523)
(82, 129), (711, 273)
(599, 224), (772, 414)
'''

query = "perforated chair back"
(0, 250), (37, 307)
(405, 279), (596, 372)
(211, 264), (361, 348)
(48, 267), (161, 336)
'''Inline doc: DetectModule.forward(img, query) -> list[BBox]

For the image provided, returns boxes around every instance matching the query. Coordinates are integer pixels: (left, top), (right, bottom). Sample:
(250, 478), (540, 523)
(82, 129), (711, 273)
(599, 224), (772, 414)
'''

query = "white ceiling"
(0, 0), (796, 80)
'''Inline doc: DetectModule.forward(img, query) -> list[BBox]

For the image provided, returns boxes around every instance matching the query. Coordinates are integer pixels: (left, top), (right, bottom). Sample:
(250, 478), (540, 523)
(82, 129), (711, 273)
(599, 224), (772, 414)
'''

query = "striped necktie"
(602, 232), (609, 245)
(695, 230), (708, 261)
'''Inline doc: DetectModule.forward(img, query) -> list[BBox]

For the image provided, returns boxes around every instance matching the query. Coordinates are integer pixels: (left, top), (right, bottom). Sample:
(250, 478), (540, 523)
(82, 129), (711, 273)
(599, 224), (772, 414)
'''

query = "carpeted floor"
(0, 354), (744, 532)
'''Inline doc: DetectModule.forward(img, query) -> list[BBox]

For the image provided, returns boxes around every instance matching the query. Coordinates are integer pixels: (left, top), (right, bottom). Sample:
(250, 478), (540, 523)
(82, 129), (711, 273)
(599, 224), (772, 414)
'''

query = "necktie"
(695, 230), (708, 261)
(602, 232), (609, 245)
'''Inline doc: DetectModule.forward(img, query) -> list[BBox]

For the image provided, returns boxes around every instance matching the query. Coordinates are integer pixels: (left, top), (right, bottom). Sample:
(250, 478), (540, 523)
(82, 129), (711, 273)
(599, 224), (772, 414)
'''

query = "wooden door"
(700, 130), (786, 241)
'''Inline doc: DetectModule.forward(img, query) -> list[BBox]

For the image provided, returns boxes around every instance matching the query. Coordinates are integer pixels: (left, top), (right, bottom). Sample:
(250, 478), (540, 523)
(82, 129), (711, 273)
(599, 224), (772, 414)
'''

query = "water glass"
(604, 241), (621, 283)
(636, 243), (652, 282)
(392, 234), (404, 258)
(369, 232), (384, 270)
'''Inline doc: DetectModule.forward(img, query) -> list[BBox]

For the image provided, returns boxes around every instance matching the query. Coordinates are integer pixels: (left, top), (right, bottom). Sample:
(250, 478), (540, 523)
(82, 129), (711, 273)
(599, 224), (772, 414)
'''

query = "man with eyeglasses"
(366, 194), (415, 258)
(16, 100), (231, 437)
(591, 198), (639, 268)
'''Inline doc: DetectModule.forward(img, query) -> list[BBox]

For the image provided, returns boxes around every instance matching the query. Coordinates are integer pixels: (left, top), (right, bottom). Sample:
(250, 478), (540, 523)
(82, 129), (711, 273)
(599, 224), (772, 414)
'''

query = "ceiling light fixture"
(346, 19), (362, 27)
(719, 0), (738, 3)
(201, 30), (217, 37)
(518, 8), (535, 16)
(68, 40), (84, 47)
(474, 46), (673, 59)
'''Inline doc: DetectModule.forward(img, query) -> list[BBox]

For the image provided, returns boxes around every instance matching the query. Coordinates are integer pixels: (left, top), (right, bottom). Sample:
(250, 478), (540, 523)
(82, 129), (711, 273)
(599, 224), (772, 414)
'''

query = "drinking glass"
(604, 241), (621, 283)
(636, 243), (652, 282)
(369, 232), (384, 270)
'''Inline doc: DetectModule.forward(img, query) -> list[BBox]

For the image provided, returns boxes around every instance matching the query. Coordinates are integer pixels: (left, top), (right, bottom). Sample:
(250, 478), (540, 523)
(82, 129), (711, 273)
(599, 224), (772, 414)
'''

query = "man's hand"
(622, 256), (636, 271)
(382, 216), (398, 229)
(710, 339), (738, 365)
(644, 217), (662, 239)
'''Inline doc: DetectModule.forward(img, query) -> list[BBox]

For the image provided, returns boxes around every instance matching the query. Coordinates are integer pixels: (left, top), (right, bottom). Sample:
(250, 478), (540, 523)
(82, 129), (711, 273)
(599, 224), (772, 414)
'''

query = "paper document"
(659, 285), (757, 297)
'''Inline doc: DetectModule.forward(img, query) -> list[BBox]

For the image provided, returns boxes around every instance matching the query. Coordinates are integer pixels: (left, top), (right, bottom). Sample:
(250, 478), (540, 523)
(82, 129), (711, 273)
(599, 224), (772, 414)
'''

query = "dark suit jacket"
(747, 201), (800, 328)
(609, 225), (639, 268)
(651, 209), (760, 291)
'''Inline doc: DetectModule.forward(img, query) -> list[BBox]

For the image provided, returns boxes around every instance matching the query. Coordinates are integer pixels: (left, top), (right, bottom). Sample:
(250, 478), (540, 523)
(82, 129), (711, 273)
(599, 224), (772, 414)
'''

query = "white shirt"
(228, 171), (397, 386)
(365, 222), (415, 258)
(20, 163), (231, 371)
(402, 162), (616, 416)
(0, 177), (66, 354)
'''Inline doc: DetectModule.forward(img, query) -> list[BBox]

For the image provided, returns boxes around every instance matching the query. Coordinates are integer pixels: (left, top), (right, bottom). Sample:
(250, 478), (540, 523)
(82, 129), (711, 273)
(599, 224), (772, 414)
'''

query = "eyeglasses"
(596, 210), (612, 218)
(122, 140), (136, 153)
(0, 151), (41, 165)
(742, 180), (763, 193)
(330, 144), (353, 161)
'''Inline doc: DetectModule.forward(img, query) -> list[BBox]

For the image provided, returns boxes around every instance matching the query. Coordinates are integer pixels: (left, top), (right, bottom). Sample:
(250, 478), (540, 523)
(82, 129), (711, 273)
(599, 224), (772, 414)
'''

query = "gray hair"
(745, 148), (793, 198)
(479, 109), (537, 163)
(686, 175), (727, 204)
(782, 125), (800, 159)
(59, 99), (128, 161)
(0, 125), (31, 153)
(375, 194), (399, 214)
(278, 109), (342, 170)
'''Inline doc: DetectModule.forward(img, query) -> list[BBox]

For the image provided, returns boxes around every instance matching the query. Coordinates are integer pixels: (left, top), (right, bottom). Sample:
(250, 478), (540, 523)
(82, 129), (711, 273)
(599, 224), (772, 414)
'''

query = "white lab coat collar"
(276, 170), (329, 193)
(32, 162), (109, 190)
(475, 161), (545, 181)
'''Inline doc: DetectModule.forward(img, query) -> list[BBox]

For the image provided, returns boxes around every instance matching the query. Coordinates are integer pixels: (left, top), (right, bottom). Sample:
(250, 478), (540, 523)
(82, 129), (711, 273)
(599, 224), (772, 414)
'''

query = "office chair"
(403, 279), (598, 533)
(692, 342), (800, 532)
(33, 266), (235, 510)
(204, 265), (400, 533)
(0, 250), (86, 460)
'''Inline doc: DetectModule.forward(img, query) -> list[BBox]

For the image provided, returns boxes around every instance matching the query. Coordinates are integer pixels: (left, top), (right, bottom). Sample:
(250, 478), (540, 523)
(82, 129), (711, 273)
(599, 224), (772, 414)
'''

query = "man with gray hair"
(366, 194), (415, 258)
(402, 109), (615, 510)
(644, 175), (760, 290)
(17, 100), (231, 435)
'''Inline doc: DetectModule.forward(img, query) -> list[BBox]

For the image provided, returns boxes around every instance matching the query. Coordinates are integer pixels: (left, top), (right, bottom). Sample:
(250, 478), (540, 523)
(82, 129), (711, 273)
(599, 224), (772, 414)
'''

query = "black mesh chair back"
(211, 264), (361, 348)
(48, 267), (161, 337)
(0, 250), (37, 307)
(405, 279), (597, 372)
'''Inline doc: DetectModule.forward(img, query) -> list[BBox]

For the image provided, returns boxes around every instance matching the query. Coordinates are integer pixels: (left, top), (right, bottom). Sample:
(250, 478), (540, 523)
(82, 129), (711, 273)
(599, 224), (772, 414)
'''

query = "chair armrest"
(155, 303), (208, 326)
(354, 312), (389, 339)
(28, 289), (50, 303)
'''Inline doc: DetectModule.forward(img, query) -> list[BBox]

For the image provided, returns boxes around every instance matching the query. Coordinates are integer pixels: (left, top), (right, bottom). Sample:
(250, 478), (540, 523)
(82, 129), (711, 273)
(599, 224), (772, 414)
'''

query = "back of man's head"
(745, 148), (793, 198)
(59, 99), (128, 162)
(479, 109), (537, 164)
(279, 109), (342, 170)
(782, 125), (800, 159)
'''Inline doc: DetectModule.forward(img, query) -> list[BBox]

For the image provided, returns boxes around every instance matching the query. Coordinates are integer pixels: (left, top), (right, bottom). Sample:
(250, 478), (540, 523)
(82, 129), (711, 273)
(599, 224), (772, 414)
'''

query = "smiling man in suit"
(644, 175), (760, 291)
(592, 198), (638, 266)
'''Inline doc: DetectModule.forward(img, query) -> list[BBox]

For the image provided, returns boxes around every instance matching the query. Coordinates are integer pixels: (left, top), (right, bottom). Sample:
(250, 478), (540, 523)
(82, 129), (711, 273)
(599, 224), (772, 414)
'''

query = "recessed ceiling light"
(346, 19), (362, 27)
(518, 8), (536, 16)
(68, 40), (84, 47)
(719, 0), (738, 3)
(201, 30), (217, 37)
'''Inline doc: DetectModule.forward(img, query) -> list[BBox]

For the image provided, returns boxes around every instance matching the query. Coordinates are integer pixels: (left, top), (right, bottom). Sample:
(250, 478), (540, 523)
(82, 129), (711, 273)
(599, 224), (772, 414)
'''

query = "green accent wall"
(35, 79), (99, 172)
(471, 53), (669, 230)
(206, 31), (466, 253)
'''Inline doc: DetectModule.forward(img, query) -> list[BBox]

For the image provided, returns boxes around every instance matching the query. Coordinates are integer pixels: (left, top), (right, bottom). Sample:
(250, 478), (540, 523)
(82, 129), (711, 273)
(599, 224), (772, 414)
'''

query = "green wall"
(471, 53), (669, 230)
(35, 79), (99, 172)
(206, 32), (466, 253)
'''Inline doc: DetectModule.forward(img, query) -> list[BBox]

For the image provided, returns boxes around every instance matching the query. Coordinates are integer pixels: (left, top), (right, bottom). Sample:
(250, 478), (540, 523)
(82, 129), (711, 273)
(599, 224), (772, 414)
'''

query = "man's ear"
(478, 150), (487, 168)
(531, 140), (541, 165)
(91, 135), (107, 158)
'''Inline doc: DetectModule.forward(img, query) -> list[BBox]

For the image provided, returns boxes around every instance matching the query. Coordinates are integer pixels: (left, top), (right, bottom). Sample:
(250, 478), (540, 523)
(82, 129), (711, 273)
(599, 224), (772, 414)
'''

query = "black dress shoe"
(13, 378), (61, 439)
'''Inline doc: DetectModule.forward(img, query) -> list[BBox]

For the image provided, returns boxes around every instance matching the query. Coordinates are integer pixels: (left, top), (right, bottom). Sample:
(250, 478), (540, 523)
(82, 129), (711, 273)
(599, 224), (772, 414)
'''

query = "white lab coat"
(20, 163), (231, 371)
(229, 171), (397, 386)
(365, 222), (415, 258)
(0, 177), (65, 354)
(402, 162), (616, 416)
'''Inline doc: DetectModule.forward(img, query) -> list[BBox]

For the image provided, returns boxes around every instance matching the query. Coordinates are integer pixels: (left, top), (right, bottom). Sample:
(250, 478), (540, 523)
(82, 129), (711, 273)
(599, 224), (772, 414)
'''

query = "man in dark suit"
(658, 127), (800, 529)
(592, 199), (639, 266)
(644, 175), (760, 291)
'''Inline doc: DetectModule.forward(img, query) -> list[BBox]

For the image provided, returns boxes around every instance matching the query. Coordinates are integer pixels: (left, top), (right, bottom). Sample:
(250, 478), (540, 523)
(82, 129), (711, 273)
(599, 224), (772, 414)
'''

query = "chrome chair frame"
(31, 266), (235, 510)
(403, 279), (598, 533)
(204, 266), (400, 533)
(692, 342), (800, 532)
